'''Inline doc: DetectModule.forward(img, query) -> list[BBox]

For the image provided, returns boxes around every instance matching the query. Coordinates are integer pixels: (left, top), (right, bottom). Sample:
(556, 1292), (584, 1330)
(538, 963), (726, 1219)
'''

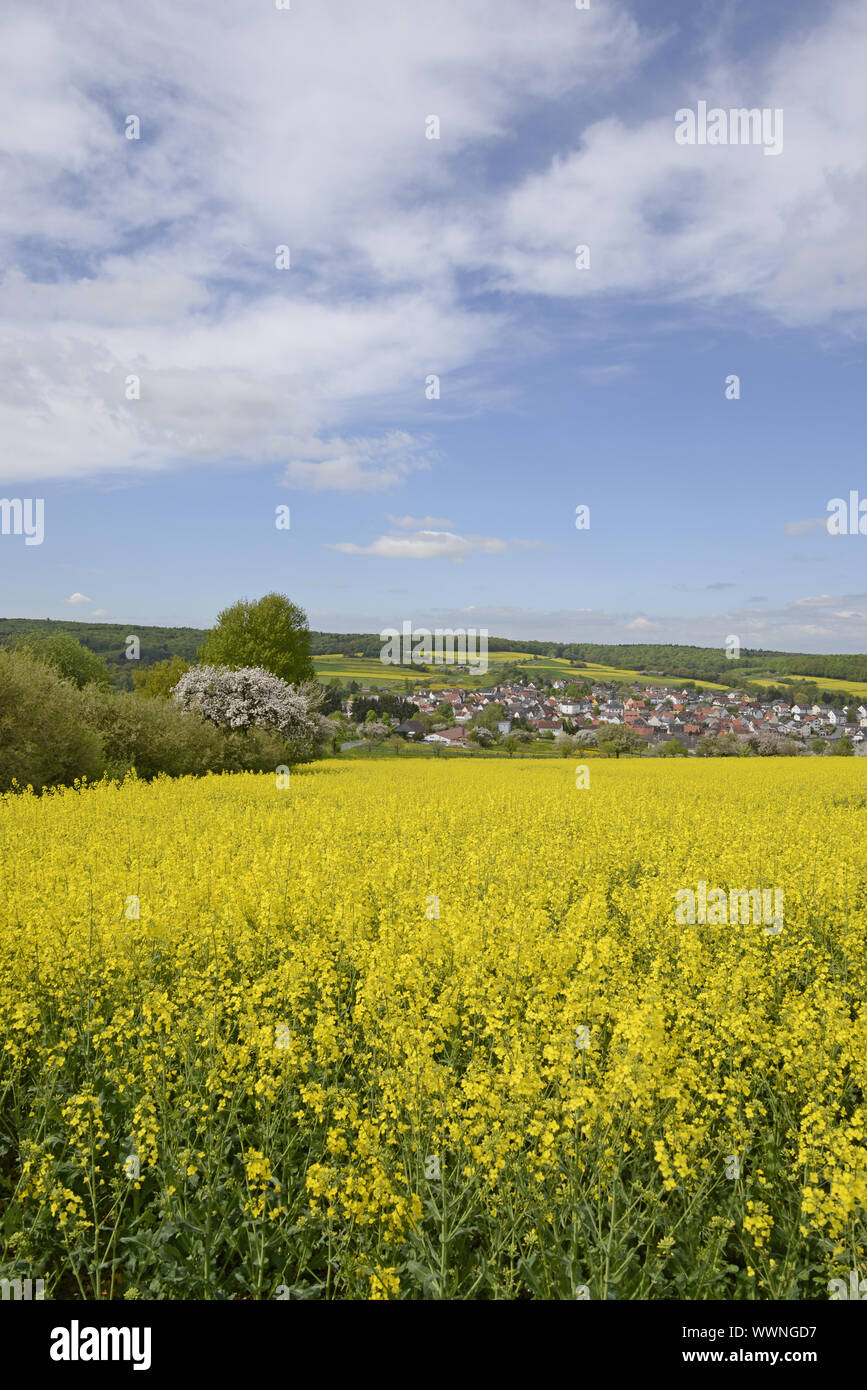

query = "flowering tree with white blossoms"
(173, 666), (331, 758)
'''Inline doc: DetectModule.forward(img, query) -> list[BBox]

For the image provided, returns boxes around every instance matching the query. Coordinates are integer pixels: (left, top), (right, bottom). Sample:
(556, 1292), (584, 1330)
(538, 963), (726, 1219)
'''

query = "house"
(424, 726), (469, 746)
(533, 718), (564, 734)
(393, 719), (427, 740)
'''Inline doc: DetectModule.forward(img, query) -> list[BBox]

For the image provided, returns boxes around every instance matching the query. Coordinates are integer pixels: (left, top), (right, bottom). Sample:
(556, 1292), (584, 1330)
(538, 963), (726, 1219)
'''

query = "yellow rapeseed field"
(1, 759), (865, 1299)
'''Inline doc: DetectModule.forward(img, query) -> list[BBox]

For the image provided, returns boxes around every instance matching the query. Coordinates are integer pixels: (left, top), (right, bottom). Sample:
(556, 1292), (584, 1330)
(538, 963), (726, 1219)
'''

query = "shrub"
(830, 737), (855, 757)
(78, 686), (226, 780)
(0, 650), (103, 791)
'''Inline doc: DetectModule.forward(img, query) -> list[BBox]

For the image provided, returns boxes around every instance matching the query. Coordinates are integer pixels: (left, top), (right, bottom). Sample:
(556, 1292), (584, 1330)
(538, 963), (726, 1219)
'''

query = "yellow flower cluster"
(0, 759), (864, 1298)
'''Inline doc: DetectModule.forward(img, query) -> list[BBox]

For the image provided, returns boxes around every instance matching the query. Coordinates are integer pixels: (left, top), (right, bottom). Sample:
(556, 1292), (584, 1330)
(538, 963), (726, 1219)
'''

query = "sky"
(1, 0), (866, 652)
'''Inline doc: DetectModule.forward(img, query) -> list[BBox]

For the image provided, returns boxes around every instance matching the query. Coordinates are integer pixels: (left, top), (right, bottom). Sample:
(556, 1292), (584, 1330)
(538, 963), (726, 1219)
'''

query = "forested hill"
(0, 617), (207, 669)
(1, 617), (866, 685)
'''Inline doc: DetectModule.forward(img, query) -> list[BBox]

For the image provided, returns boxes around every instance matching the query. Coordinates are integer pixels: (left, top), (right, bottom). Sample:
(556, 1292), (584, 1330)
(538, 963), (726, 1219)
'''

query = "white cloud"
(489, 1), (867, 326)
(308, 600), (867, 651)
(0, 0), (650, 485)
(63, 592), (92, 605)
(2, 0), (865, 494)
(792, 592), (867, 609)
(330, 529), (542, 562)
(281, 432), (434, 493)
(386, 514), (455, 530)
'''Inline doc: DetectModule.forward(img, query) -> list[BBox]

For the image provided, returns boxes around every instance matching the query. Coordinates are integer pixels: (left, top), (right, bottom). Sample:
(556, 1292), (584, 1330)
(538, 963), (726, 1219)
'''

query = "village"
(344, 675), (867, 755)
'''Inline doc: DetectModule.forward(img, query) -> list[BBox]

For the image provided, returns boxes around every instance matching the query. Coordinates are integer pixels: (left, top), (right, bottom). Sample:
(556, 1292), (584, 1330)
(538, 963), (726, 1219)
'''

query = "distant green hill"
(2, 617), (866, 694)
(0, 618), (207, 688)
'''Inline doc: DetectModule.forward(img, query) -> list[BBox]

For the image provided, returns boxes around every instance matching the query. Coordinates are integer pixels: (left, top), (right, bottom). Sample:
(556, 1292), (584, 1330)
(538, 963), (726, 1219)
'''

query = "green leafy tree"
(200, 593), (315, 685)
(18, 631), (111, 689)
(319, 685), (344, 716)
(132, 654), (190, 699)
(597, 726), (643, 759)
(476, 702), (506, 732)
(655, 738), (687, 757)
(699, 733), (744, 757)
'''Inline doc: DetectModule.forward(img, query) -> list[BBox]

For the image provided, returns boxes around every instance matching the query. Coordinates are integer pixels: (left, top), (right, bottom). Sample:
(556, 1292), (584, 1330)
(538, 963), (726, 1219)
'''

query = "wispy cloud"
(281, 432), (434, 492)
(0, 0), (649, 486)
(386, 514), (455, 530)
(784, 518), (827, 537)
(330, 529), (543, 562)
(309, 595), (867, 652)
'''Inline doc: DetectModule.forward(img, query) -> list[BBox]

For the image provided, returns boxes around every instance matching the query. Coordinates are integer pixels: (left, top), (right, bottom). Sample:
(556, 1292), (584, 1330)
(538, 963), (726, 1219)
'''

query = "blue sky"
(1, 0), (866, 651)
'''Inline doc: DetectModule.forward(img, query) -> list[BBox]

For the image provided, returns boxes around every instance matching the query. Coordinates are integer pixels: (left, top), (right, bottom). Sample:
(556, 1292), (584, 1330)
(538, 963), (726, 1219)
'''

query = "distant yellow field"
(747, 674), (867, 699)
(312, 651), (569, 689)
(313, 652), (730, 691)
(578, 662), (729, 690)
